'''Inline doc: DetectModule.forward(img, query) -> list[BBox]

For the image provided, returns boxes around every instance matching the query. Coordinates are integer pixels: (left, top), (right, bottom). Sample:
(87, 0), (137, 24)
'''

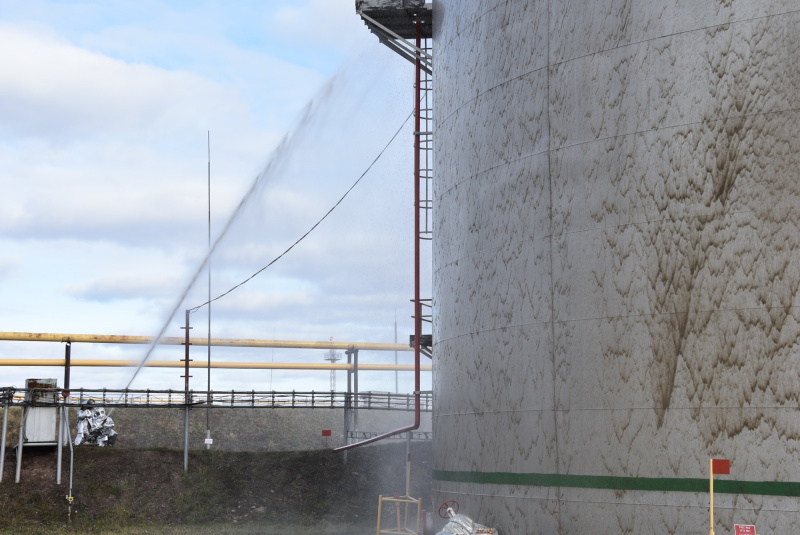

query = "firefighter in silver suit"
(74, 401), (94, 445)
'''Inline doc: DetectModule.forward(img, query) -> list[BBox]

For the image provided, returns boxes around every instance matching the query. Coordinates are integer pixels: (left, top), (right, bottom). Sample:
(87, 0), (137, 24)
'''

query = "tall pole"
(183, 310), (191, 472)
(394, 310), (398, 393)
(709, 458), (715, 535)
(206, 130), (212, 450)
(183, 310), (192, 393)
(184, 407), (190, 472)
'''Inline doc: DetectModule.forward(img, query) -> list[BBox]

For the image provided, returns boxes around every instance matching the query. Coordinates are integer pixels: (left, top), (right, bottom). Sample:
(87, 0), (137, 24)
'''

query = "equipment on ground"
(435, 502), (498, 535)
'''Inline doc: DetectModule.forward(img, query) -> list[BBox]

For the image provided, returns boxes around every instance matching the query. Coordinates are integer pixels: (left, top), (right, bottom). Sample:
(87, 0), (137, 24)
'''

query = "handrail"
(1, 388), (433, 411)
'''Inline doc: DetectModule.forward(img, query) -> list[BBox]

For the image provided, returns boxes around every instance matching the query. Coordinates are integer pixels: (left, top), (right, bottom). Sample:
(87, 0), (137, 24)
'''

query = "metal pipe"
(183, 310), (191, 472)
(58, 342), (71, 485)
(56, 402), (63, 484)
(353, 349), (359, 436)
(206, 129), (213, 450)
(405, 431), (412, 496)
(0, 359), (430, 371)
(343, 349), (352, 464)
(0, 332), (411, 351)
(183, 406), (190, 472)
(64, 341), (71, 394)
(0, 401), (8, 482)
(183, 310), (191, 393)
(15, 407), (27, 483)
(334, 20), (424, 452)
(64, 405), (74, 522)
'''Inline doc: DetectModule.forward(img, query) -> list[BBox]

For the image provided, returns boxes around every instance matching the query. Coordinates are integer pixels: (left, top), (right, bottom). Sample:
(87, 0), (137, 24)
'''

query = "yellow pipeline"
(0, 332), (411, 352)
(0, 359), (431, 371)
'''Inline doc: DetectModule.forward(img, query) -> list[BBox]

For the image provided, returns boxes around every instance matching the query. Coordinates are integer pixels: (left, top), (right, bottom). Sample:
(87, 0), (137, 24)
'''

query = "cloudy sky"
(0, 0), (431, 394)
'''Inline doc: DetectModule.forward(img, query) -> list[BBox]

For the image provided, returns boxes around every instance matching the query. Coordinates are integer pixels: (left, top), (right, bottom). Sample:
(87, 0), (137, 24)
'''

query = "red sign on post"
(711, 459), (730, 475)
(321, 429), (332, 446)
(734, 525), (756, 535)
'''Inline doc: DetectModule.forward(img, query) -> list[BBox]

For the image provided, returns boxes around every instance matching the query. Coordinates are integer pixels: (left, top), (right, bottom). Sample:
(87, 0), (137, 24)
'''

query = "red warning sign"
(734, 525), (756, 535)
(711, 459), (730, 475)
(321, 429), (332, 446)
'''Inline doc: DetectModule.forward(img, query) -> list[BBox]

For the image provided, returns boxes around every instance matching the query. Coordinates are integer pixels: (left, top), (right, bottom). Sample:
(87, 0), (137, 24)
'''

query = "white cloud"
(63, 269), (186, 303)
(0, 24), (244, 142)
(271, 0), (370, 56)
(0, 255), (21, 281)
(0, 0), (431, 394)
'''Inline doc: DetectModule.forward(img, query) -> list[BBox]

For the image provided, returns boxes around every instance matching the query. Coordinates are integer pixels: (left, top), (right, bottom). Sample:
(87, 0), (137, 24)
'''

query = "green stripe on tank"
(432, 470), (800, 497)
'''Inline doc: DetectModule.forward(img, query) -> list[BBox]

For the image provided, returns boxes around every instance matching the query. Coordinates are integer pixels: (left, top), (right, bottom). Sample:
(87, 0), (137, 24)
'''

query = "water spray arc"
(120, 86), (343, 393)
(335, 3), (433, 452)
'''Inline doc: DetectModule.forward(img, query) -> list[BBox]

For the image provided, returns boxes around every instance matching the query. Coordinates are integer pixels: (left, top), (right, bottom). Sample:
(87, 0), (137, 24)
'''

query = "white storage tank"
(432, 1), (800, 533)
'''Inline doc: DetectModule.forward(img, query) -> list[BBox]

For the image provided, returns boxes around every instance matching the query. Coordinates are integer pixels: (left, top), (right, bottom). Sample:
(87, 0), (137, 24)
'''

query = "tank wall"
(433, 1), (800, 533)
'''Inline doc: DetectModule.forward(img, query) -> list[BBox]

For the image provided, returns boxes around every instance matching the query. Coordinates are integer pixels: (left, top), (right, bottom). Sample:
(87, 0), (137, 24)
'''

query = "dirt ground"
(0, 441), (434, 534)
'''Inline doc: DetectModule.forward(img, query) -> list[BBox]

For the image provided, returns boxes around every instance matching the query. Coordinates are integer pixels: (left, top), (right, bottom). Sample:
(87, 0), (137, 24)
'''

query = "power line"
(190, 109), (414, 313)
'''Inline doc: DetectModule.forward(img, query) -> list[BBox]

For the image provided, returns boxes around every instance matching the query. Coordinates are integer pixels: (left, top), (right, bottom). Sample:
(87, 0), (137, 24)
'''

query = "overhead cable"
(190, 109), (414, 313)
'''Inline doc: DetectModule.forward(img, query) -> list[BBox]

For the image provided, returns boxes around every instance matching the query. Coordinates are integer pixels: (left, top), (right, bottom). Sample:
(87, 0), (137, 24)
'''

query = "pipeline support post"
(57, 341), (71, 485)
(0, 399), (8, 483)
(181, 310), (192, 472)
(57, 404), (70, 485)
(182, 310), (193, 392)
(63, 341), (71, 396)
(352, 347), (359, 435)
(15, 406), (26, 483)
(184, 407), (190, 473)
(56, 406), (63, 484)
(343, 349), (352, 463)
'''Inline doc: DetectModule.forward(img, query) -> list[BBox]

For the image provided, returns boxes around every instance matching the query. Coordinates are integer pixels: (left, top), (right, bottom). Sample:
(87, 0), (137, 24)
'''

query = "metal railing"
(2, 388), (433, 412)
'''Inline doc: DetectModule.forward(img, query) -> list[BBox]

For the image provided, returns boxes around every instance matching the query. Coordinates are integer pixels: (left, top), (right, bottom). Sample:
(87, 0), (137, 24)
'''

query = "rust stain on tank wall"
(642, 20), (800, 435)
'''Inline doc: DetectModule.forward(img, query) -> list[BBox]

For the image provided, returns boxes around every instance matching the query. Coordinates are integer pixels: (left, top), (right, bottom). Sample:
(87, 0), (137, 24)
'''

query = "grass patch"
(1, 442), (431, 534)
(0, 520), (375, 535)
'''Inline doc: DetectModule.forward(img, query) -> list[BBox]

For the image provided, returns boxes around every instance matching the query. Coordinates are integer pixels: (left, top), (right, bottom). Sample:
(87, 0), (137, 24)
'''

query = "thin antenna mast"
(205, 131), (212, 449)
(394, 309), (398, 393)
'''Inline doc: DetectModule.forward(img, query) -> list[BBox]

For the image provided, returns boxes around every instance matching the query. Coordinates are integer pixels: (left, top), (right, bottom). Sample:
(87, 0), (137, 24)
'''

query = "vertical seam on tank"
(545, 0), (564, 523)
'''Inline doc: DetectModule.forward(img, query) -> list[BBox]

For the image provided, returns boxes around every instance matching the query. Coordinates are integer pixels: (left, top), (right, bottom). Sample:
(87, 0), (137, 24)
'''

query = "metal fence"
(1, 388), (433, 412)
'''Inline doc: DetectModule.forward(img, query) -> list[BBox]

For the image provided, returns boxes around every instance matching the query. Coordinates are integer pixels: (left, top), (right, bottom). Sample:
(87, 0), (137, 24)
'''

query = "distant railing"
(0, 386), (14, 404)
(2, 388), (433, 412)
